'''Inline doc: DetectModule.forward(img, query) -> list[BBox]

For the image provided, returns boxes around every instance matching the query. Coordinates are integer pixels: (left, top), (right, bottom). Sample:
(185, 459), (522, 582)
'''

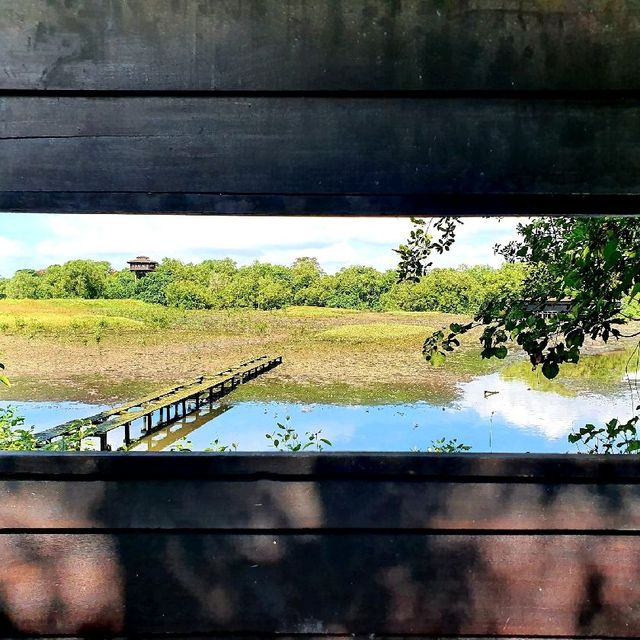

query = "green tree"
(398, 216), (640, 450)
(49, 260), (111, 298)
(290, 257), (324, 292)
(417, 218), (640, 377)
(256, 279), (293, 310)
(135, 270), (172, 305)
(4, 269), (41, 298)
(165, 280), (212, 310)
(327, 265), (391, 309)
(104, 269), (137, 299)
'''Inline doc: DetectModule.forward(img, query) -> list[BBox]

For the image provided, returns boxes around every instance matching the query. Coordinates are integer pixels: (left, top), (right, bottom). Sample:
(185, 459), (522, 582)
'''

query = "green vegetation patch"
(284, 305), (360, 317)
(0, 312), (145, 336)
(0, 298), (183, 333)
(501, 347), (639, 395)
(315, 323), (430, 343)
(233, 380), (456, 406)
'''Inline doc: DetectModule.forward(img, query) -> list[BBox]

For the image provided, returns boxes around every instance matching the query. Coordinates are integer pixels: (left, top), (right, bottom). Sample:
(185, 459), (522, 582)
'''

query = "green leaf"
(603, 237), (620, 267)
(542, 360), (560, 379)
(494, 346), (508, 359)
(429, 351), (446, 367)
(0, 375), (10, 387)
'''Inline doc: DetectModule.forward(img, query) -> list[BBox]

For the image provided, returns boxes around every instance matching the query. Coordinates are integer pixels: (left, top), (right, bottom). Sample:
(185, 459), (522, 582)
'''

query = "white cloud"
(0, 236), (26, 259)
(0, 214), (524, 275)
(457, 372), (634, 441)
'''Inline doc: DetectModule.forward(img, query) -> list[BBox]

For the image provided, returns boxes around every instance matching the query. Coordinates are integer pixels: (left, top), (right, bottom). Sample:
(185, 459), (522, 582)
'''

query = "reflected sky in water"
(0, 401), (110, 433)
(136, 372), (636, 453)
(2, 371), (636, 453)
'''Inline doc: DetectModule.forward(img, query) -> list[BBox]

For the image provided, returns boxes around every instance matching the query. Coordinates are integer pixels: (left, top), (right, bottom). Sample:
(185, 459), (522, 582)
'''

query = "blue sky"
(0, 213), (523, 277)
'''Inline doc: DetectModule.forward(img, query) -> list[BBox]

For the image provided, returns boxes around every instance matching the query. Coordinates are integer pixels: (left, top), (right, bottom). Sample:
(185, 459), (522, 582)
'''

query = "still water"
(3, 366), (637, 453)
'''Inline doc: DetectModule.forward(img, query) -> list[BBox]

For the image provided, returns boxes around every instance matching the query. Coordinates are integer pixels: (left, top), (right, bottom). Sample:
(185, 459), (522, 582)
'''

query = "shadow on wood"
(0, 453), (639, 637)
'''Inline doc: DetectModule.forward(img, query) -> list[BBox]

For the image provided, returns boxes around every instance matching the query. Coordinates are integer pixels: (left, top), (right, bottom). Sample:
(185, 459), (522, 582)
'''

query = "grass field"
(0, 299), (480, 403)
(0, 299), (637, 405)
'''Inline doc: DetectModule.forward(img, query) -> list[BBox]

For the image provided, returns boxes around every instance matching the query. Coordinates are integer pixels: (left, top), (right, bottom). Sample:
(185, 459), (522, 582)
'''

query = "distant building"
(127, 256), (158, 279)
(524, 298), (621, 319)
(524, 298), (573, 318)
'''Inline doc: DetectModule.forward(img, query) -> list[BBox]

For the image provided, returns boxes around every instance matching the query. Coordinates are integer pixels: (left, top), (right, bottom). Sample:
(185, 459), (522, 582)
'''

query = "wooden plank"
(2, 0), (640, 91)
(3, 190), (640, 216)
(2, 533), (640, 637)
(4, 452), (640, 482)
(4, 479), (640, 532)
(1, 97), (639, 203)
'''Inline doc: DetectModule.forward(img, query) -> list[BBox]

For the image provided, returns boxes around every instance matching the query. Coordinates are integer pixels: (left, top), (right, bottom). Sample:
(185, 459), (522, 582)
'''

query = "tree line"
(0, 257), (527, 314)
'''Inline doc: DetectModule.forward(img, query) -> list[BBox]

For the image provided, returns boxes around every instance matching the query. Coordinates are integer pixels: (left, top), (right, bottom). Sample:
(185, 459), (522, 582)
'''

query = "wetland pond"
(3, 349), (638, 453)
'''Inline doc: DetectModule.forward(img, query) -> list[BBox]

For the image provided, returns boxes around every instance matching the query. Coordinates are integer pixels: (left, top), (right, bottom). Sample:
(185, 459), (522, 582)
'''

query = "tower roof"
(127, 256), (158, 265)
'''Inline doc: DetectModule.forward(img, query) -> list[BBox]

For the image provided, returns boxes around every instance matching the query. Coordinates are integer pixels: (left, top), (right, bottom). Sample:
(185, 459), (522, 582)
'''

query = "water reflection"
(0, 401), (110, 433)
(457, 372), (635, 441)
(1, 360), (636, 453)
(132, 404), (232, 451)
(127, 372), (634, 453)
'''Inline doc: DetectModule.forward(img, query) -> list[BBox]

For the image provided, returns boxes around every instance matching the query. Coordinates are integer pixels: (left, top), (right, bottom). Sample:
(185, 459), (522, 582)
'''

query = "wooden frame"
(2, 0), (640, 216)
(2, 2), (640, 638)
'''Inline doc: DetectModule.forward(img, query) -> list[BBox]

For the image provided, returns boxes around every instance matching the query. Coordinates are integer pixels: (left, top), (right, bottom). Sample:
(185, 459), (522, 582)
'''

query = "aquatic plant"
(569, 409), (640, 454)
(266, 416), (332, 452)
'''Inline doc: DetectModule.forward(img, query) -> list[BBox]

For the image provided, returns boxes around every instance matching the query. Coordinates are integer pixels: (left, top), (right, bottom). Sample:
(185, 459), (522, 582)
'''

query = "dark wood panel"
(1, 533), (639, 637)
(1, 97), (639, 197)
(4, 191), (640, 216)
(3, 479), (640, 531)
(4, 452), (640, 481)
(2, 0), (640, 91)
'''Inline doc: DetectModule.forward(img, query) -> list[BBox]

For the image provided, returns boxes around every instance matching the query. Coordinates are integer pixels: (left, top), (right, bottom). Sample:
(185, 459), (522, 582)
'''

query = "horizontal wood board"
(3, 452), (640, 480)
(1, 532), (640, 637)
(2, 0), (640, 92)
(1, 95), (640, 214)
(2, 479), (640, 531)
(0, 454), (639, 638)
(2, 2), (640, 214)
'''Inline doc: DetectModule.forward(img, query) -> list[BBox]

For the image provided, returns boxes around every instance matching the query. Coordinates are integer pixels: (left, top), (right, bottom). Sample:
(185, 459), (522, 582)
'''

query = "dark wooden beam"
(2, 95), (640, 215)
(2, 0), (640, 92)
(1, 1), (638, 215)
(2, 453), (640, 638)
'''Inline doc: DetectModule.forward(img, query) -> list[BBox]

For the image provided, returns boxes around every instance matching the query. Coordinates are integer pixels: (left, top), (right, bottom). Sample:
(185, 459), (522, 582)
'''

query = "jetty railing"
(35, 355), (282, 450)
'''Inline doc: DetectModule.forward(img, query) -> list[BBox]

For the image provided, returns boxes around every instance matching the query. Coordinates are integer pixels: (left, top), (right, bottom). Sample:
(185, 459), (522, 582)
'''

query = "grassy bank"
(0, 298), (483, 403)
(0, 299), (636, 405)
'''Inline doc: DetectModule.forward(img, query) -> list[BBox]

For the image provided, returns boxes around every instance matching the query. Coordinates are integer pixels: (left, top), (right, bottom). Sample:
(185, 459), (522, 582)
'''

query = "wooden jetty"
(36, 355), (282, 450)
(135, 403), (232, 452)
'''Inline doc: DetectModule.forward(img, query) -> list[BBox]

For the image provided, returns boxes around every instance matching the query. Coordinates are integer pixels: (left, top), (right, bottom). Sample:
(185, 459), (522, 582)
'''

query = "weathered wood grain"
(0, 454), (639, 638)
(3, 479), (640, 531)
(2, 533), (640, 637)
(2, 0), (640, 91)
(1, 96), (639, 214)
(2, 1), (638, 215)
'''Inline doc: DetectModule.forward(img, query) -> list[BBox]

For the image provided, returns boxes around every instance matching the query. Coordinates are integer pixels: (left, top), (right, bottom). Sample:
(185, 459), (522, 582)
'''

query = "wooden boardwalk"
(36, 355), (282, 450)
